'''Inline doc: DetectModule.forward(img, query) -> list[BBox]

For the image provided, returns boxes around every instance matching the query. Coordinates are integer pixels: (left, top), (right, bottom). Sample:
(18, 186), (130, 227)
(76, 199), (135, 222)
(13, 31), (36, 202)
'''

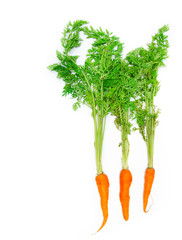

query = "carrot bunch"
(48, 21), (169, 231)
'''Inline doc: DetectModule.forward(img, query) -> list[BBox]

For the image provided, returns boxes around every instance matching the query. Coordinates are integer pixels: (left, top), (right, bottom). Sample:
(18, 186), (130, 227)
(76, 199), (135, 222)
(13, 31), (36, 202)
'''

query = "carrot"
(95, 173), (109, 232)
(143, 168), (155, 212)
(119, 169), (132, 221)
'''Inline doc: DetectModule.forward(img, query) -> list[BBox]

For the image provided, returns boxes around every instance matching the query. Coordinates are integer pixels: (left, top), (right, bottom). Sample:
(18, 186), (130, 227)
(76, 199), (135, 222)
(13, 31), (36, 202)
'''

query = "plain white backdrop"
(0, 0), (182, 239)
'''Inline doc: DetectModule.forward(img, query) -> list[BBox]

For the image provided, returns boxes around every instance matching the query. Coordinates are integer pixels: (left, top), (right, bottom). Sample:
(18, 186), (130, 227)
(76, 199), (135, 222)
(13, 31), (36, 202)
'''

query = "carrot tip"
(144, 194), (154, 213)
(124, 216), (129, 221)
(97, 217), (108, 232)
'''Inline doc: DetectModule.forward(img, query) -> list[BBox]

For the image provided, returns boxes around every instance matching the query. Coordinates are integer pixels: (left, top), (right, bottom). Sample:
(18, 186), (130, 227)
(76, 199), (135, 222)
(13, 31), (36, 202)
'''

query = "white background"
(0, 0), (181, 239)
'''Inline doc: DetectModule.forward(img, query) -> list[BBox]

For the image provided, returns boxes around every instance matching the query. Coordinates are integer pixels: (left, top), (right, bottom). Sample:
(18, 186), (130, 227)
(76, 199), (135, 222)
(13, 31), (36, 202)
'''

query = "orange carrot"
(95, 173), (109, 232)
(143, 168), (155, 212)
(119, 169), (132, 221)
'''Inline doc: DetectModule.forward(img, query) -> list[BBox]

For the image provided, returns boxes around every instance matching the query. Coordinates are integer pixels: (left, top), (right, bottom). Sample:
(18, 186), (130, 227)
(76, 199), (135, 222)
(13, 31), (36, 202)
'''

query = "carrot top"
(126, 25), (169, 167)
(48, 20), (123, 174)
(108, 59), (140, 169)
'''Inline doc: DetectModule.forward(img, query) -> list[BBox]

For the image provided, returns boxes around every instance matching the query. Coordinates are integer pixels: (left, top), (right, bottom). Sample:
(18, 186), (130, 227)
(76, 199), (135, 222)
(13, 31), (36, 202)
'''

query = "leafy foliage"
(82, 25), (124, 117)
(109, 60), (139, 132)
(48, 20), (124, 116)
(61, 20), (88, 54)
(107, 57), (141, 168)
(48, 20), (124, 174)
(48, 22), (169, 169)
(126, 25), (169, 142)
(48, 20), (88, 109)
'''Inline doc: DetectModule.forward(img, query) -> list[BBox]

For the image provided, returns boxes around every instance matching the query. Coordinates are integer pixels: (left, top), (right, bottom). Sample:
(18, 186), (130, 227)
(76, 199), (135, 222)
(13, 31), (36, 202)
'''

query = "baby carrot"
(95, 173), (109, 232)
(119, 169), (132, 221)
(143, 168), (155, 212)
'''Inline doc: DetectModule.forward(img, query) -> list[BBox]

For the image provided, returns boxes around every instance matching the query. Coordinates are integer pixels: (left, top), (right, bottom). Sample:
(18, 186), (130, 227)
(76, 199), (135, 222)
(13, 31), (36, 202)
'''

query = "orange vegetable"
(143, 168), (155, 212)
(95, 173), (109, 232)
(119, 169), (132, 221)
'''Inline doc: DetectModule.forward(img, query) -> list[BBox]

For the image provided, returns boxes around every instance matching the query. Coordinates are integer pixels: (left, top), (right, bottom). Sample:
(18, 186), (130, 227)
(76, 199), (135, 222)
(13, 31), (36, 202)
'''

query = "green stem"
(146, 88), (155, 168)
(81, 70), (104, 174)
(81, 70), (106, 175)
(119, 107), (130, 169)
(93, 112), (105, 175)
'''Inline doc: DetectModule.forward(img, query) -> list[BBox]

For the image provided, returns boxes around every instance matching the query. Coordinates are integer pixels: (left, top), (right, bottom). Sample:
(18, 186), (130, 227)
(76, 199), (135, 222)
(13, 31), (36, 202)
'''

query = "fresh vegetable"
(143, 168), (155, 212)
(48, 20), (123, 231)
(82, 25), (123, 230)
(108, 58), (139, 220)
(119, 169), (132, 220)
(95, 173), (109, 231)
(126, 25), (169, 212)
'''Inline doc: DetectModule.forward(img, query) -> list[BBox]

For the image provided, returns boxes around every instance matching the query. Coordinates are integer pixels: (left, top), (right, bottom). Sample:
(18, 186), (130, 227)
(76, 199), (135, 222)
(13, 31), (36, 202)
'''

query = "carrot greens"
(48, 20), (123, 175)
(108, 60), (139, 169)
(126, 25), (169, 168)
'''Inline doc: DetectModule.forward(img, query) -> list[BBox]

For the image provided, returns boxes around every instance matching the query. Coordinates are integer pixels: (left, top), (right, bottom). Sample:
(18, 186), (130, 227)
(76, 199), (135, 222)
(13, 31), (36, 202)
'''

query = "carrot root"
(119, 169), (132, 221)
(95, 173), (109, 232)
(143, 168), (155, 213)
